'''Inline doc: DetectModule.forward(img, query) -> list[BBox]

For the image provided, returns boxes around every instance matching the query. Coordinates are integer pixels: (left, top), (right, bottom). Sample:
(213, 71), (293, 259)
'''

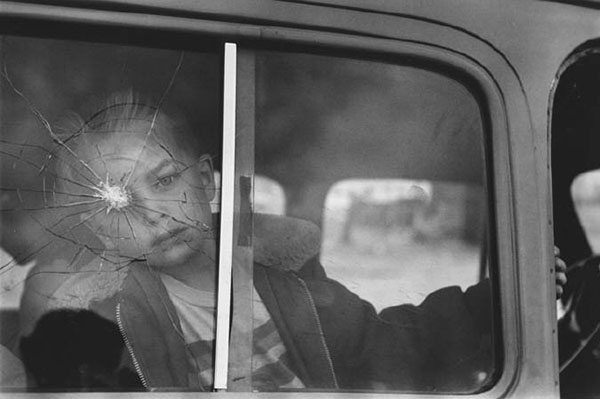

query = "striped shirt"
(160, 273), (304, 390)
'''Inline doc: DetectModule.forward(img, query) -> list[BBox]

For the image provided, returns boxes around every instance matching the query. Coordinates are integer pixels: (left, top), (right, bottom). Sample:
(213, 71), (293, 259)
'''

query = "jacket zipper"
(116, 303), (149, 389)
(294, 276), (339, 389)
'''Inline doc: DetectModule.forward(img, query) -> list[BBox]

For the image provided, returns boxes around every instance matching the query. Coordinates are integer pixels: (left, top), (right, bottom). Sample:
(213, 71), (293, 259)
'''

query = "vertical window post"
(214, 42), (237, 391)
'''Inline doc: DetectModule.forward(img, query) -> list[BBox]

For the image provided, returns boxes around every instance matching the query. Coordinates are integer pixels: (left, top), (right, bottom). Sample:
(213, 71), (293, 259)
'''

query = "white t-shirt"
(160, 273), (304, 390)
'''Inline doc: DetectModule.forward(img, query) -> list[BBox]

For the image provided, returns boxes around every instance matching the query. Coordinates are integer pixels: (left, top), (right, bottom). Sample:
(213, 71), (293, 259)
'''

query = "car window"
(0, 35), (499, 394)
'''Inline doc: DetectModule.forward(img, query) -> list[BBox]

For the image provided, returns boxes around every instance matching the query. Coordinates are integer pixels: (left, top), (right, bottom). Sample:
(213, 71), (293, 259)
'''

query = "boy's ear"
(196, 155), (216, 201)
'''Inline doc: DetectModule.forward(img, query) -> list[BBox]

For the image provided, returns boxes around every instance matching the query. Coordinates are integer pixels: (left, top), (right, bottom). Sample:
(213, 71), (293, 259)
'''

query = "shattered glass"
(0, 35), (223, 389)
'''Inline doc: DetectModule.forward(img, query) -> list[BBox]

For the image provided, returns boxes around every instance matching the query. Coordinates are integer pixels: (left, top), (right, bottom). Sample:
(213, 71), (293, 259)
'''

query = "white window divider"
(214, 42), (237, 391)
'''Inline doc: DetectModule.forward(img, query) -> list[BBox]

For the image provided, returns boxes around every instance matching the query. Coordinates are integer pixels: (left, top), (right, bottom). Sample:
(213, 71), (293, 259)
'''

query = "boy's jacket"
(21, 214), (494, 392)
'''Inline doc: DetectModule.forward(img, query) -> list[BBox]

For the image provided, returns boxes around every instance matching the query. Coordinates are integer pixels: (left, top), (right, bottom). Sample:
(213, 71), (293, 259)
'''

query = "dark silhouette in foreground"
(20, 309), (142, 391)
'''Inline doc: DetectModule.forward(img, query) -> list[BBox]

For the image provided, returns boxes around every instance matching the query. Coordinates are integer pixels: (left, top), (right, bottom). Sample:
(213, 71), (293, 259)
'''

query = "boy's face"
(78, 119), (216, 269)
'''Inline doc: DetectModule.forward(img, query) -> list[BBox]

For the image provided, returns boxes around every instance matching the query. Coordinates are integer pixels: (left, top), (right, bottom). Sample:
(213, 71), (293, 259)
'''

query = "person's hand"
(555, 246), (567, 299)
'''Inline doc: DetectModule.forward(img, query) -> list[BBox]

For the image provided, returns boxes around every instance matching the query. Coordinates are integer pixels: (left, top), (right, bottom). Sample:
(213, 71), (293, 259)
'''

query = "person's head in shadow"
(20, 308), (141, 390)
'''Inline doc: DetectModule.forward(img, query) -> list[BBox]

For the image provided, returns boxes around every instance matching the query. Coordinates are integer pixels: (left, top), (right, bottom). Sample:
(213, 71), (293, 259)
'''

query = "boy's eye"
(156, 174), (177, 187)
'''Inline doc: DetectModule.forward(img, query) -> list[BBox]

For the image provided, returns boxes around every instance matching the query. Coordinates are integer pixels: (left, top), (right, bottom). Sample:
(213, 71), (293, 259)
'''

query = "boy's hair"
(51, 92), (208, 194)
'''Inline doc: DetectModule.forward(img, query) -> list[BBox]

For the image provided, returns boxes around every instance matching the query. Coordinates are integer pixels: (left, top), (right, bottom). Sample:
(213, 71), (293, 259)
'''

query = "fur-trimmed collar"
(253, 214), (321, 272)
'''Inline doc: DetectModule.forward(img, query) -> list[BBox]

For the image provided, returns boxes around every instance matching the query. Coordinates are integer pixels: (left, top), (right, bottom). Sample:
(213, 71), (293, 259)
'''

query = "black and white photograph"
(0, 0), (596, 397)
